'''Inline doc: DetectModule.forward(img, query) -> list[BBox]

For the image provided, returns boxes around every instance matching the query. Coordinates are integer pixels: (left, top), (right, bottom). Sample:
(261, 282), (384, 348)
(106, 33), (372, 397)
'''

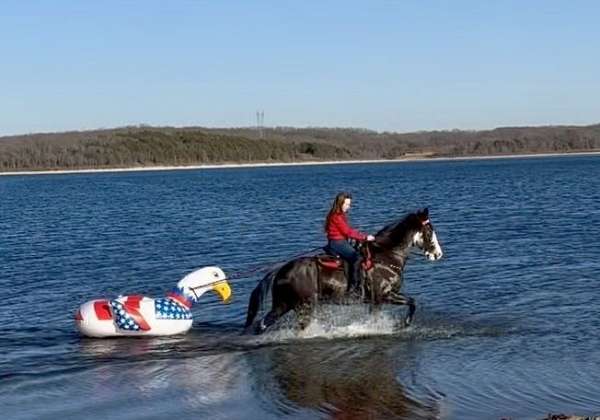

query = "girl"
(324, 192), (375, 293)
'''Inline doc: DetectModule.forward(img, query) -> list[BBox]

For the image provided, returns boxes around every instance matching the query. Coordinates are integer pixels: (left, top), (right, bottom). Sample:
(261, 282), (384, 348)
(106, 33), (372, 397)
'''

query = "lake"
(1, 156), (599, 419)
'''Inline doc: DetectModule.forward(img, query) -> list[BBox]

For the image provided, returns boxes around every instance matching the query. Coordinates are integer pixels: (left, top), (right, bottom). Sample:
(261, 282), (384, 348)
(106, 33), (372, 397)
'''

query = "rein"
(227, 219), (429, 282)
(366, 239), (424, 277)
(228, 246), (324, 281)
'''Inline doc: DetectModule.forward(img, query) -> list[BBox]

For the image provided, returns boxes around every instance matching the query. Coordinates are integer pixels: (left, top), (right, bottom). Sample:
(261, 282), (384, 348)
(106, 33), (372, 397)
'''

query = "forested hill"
(1, 123), (599, 172)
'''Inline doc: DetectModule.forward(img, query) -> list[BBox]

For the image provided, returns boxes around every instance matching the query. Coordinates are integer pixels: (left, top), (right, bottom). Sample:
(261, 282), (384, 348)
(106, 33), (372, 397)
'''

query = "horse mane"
(374, 211), (421, 249)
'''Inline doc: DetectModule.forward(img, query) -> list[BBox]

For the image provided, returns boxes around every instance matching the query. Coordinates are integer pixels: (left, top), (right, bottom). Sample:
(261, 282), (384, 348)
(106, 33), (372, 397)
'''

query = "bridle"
(366, 218), (434, 276)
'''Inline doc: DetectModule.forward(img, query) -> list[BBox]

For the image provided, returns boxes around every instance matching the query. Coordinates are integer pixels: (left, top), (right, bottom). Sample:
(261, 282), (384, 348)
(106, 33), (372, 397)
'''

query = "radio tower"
(256, 110), (264, 139)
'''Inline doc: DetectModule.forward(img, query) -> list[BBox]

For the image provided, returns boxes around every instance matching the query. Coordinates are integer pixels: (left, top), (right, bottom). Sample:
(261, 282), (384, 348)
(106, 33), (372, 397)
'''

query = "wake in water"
(264, 305), (402, 341)
(245, 304), (516, 344)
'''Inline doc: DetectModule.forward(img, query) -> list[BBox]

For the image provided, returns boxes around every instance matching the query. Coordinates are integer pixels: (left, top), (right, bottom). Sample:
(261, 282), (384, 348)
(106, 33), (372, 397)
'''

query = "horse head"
(174, 266), (232, 305)
(411, 208), (443, 261)
(374, 208), (443, 261)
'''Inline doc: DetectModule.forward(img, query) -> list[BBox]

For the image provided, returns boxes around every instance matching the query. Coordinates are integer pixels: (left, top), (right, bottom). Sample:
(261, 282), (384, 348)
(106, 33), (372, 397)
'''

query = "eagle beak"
(212, 280), (232, 303)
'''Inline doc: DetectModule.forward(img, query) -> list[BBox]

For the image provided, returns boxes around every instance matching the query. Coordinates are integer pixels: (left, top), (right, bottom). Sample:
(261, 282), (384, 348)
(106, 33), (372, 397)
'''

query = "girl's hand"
(366, 235), (375, 241)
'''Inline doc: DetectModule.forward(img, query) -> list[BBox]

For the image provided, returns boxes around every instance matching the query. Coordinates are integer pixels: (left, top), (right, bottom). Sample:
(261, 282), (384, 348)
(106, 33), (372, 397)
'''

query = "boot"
(347, 260), (363, 299)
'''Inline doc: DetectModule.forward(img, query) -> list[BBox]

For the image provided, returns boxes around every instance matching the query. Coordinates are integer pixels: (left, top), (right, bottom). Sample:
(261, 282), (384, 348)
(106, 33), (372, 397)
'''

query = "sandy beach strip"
(1, 151), (599, 177)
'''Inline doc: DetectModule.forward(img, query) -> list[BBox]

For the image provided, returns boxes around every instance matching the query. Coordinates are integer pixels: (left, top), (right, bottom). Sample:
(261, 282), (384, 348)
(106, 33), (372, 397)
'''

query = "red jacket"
(326, 212), (366, 241)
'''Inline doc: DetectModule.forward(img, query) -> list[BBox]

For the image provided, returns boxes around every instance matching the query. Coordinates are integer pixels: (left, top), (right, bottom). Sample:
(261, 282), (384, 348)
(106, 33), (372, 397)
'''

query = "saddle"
(316, 254), (344, 270)
(317, 247), (364, 295)
(319, 244), (374, 272)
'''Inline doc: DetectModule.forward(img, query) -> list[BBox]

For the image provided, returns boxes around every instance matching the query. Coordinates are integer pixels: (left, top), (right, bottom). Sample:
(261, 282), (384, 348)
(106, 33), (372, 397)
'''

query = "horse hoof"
(249, 320), (266, 335)
(347, 290), (362, 303)
(403, 316), (413, 328)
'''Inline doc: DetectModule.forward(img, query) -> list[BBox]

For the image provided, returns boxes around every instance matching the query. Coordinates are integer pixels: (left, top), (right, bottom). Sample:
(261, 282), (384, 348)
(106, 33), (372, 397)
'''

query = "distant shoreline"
(1, 151), (599, 176)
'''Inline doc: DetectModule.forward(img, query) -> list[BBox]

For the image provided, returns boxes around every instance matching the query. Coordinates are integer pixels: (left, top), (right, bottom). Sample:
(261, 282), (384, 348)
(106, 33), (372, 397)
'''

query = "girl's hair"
(324, 192), (352, 231)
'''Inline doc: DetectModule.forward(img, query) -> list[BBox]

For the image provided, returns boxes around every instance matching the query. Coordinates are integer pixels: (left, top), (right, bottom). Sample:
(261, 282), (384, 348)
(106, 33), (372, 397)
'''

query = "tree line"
(0, 123), (599, 171)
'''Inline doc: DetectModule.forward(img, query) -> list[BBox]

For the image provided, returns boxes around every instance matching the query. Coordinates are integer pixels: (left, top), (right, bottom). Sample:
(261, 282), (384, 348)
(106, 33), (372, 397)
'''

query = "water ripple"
(2, 157), (600, 419)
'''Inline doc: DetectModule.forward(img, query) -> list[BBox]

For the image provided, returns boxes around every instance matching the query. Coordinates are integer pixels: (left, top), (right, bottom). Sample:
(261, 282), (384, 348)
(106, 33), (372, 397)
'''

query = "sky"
(1, 0), (599, 136)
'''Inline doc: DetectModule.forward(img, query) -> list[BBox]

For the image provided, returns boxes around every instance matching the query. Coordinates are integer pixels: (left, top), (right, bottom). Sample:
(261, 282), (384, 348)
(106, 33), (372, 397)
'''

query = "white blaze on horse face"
(428, 231), (443, 260)
(412, 231), (443, 261)
(412, 232), (424, 249)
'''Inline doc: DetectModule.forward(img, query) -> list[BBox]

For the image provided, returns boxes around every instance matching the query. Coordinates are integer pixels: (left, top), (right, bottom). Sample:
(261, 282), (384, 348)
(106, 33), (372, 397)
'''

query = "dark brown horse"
(244, 208), (443, 333)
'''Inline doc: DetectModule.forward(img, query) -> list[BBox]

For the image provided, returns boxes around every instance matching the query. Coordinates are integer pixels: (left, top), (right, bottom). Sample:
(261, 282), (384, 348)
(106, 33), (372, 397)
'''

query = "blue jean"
(328, 240), (359, 263)
(327, 240), (361, 291)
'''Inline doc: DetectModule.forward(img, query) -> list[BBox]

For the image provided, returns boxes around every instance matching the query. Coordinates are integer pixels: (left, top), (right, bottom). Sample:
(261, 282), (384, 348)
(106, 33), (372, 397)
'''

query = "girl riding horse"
(324, 192), (375, 294)
(245, 208), (443, 334)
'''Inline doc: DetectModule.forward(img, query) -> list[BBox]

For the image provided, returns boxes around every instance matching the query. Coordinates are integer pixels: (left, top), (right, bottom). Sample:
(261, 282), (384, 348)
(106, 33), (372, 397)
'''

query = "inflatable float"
(75, 266), (232, 337)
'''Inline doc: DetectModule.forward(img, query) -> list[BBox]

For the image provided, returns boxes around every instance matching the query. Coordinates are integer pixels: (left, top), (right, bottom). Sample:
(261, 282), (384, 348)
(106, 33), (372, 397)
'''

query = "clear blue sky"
(1, 0), (599, 136)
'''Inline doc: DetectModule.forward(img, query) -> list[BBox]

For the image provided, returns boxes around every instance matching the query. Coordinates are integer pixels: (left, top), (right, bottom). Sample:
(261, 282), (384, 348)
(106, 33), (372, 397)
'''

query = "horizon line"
(2, 121), (600, 140)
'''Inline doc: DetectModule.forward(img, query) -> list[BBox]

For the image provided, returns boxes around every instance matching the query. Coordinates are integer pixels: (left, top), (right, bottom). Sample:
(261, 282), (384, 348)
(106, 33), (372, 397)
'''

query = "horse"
(75, 266), (232, 337)
(244, 208), (443, 333)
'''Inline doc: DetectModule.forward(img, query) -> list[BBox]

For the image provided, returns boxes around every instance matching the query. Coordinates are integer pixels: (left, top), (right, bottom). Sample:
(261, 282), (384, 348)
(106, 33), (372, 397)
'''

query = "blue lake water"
(1, 156), (599, 419)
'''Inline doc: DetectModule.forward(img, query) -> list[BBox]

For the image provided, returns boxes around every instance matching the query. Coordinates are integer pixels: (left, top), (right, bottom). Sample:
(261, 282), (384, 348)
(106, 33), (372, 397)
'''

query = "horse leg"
(388, 292), (416, 327)
(257, 303), (289, 334)
(368, 303), (382, 318)
(296, 301), (315, 331)
(300, 291), (320, 330)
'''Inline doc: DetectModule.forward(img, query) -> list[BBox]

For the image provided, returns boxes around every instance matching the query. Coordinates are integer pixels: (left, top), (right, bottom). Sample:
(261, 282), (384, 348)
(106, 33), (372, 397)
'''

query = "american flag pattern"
(154, 298), (192, 320)
(110, 300), (148, 331)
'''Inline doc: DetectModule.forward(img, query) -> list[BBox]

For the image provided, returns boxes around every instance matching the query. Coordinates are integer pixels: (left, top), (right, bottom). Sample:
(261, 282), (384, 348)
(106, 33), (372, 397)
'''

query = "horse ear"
(416, 207), (429, 223)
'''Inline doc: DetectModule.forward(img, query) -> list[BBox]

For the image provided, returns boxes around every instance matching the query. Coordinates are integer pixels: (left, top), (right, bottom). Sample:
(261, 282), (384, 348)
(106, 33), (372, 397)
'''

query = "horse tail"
(244, 270), (277, 330)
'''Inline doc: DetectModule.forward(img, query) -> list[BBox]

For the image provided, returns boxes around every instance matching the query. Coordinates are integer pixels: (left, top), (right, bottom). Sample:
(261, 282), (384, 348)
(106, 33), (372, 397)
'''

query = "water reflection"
(76, 332), (251, 411)
(249, 337), (442, 420)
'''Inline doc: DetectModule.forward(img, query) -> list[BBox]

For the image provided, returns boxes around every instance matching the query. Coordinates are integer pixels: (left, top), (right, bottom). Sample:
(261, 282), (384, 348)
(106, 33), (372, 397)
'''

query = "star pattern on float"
(110, 300), (143, 331)
(154, 298), (192, 320)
